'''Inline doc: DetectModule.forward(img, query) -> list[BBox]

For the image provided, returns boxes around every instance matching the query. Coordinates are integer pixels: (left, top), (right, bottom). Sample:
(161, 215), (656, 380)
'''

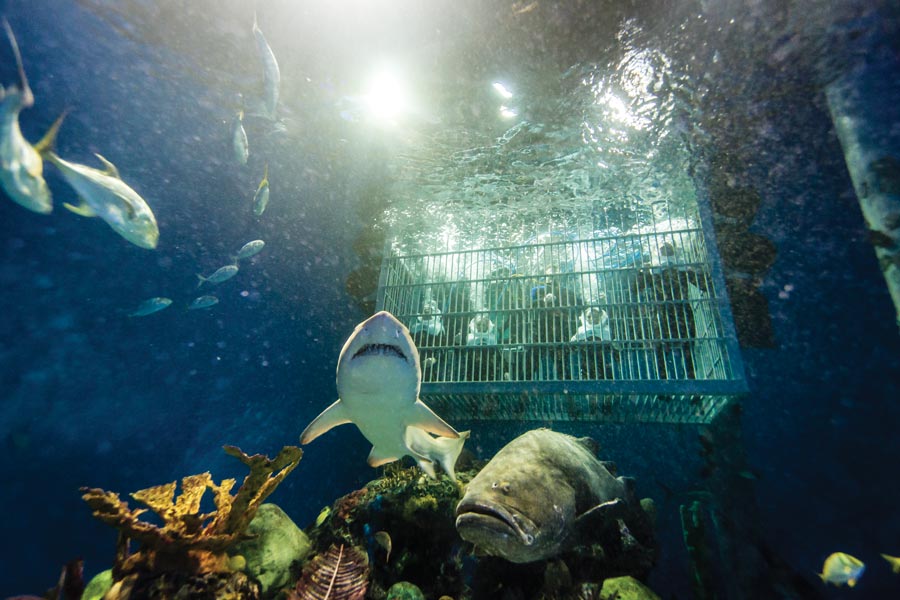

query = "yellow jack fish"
(252, 163), (269, 216)
(45, 151), (159, 249)
(0, 19), (61, 214)
(818, 552), (865, 587)
(883, 553), (900, 574)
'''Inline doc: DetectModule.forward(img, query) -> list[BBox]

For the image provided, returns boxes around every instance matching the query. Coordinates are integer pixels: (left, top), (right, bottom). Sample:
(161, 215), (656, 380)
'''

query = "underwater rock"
(385, 581), (425, 600)
(291, 544), (368, 600)
(231, 503), (312, 594)
(107, 570), (260, 600)
(82, 569), (113, 600)
(599, 575), (660, 600)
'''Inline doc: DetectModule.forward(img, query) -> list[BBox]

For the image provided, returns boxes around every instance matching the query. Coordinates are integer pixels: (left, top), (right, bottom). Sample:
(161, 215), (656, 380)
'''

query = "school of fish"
(2, 13), (282, 316)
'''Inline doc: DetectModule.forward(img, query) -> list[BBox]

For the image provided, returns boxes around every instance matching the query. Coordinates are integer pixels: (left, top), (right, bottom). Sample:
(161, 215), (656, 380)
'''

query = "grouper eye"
(524, 533), (534, 545)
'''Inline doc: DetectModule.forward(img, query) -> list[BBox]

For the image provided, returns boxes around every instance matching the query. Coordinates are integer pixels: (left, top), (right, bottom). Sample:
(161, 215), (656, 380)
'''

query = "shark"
(300, 311), (467, 480)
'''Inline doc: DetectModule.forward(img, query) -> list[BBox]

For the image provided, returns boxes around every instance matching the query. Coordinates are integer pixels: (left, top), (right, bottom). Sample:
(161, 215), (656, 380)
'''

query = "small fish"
(188, 295), (219, 310)
(314, 506), (331, 527)
(252, 13), (281, 120)
(234, 239), (265, 261)
(232, 110), (248, 165)
(128, 297), (172, 317)
(883, 553), (900, 573)
(374, 531), (392, 563)
(252, 164), (269, 216)
(197, 264), (239, 287)
(818, 552), (865, 587)
(46, 151), (159, 249)
(0, 20), (63, 214)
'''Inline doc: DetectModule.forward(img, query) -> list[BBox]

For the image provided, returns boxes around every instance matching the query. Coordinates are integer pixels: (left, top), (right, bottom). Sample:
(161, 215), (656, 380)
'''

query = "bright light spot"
(500, 105), (518, 119)
(492, 82), (513, 99)
(363, 68), (408, 122)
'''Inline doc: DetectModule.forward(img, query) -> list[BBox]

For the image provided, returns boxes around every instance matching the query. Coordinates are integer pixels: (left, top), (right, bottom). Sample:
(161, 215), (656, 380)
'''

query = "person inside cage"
(568, 305), (618, 380)
(529, 267), (583, 380)
(631, 242), (710, 380)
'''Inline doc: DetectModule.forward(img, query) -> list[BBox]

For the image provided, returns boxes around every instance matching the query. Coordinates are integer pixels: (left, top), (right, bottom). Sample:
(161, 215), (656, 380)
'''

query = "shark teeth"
(353, 343), (406, 360)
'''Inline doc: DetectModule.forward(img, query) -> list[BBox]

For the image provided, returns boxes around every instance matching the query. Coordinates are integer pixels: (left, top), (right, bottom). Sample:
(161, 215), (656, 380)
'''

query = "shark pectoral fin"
(94, 153), (121, 179)
(63, 201), (97, 218)
(299, 399), (352, 444)
(409, 399), (459, 438)
(367, 446), (400, 467)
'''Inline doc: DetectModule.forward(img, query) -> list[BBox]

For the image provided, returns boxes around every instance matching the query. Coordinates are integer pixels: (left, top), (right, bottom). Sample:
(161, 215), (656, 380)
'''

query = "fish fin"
(618, 476), (637, 502)
(404, 428), (469, 481)
(34, 110), (68, 155)
(94, 154), (121, 179)
(262, 163), (268, 184)
(414, 457), (437, 478)
(195, 274), (207, 288)
(575, 498), (629, 533)
(252, 11), (259, 32)
(408, 399), (459, 438)
(63, 201), (96, 218)
(2, 18), (33, 107)
(600, 460), (618, 475)
(575, 436), (600, 456)
(299, 399), (352, 444)
(367, 446), (400, 467)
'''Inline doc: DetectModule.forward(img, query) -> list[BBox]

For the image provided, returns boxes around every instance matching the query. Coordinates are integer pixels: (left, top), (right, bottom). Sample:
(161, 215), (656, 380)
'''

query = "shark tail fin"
(35, 109), (69, 156)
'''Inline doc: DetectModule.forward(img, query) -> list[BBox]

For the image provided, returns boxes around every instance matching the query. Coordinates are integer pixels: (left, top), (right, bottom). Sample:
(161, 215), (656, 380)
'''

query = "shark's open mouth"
(353, 343), (406, 360)
(456, 501), (535, 546)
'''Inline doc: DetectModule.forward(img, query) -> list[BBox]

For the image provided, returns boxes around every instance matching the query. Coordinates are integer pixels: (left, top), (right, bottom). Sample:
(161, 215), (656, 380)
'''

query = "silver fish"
(232, 110), (248, 165)
(197, 264), (239, 287)
(252, 164), (269, 216)
(253, 13), (281, 120)
(0, 20), (60, 214)
(188, 295), (219, 310)
(129, 297), (172, 317)
(455, 429), (639, 563)
(46, 152), (159, 249)
(234, 239), (265, 261)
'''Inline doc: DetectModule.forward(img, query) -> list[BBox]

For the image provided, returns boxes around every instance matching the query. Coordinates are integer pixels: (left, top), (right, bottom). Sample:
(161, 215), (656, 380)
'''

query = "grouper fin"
(408, 399), (459, 438)
(63, 200), (96, 217)
(299, 399), (352, 444)
(367, 446), (401, 467)
(574, 498), (629, 534)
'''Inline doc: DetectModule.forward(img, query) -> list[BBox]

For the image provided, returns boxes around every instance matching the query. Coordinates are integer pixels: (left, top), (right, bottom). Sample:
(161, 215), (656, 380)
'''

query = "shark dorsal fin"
(94, 154), (120, 179)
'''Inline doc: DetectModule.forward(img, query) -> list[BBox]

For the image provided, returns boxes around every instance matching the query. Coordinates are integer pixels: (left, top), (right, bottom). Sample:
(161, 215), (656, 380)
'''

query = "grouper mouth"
(353, 343), (406, 361)
(456, 500), (536, 546)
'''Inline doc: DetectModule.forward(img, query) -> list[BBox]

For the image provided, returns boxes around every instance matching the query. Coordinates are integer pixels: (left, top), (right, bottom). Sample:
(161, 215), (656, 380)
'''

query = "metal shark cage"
(375, 195), (746, 424)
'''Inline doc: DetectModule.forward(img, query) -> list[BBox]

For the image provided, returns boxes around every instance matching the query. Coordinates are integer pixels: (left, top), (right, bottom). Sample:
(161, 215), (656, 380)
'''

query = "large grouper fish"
(456, 428), (640, 563)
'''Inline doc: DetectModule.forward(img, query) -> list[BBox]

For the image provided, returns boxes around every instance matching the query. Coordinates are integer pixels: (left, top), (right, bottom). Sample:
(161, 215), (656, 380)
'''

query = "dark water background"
(1, 0), (899, 597)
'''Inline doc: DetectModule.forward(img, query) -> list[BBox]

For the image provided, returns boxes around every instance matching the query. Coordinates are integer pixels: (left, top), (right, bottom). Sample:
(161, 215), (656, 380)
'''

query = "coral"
(599, 576), (660, 600)
(81, 445), (302, 578)
(82, 569), (113, 600)
(291, 544), (369, 600)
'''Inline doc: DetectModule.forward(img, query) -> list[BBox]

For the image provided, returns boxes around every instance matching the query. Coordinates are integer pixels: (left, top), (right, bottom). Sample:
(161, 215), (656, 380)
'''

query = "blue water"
(2, 1), (899, 597)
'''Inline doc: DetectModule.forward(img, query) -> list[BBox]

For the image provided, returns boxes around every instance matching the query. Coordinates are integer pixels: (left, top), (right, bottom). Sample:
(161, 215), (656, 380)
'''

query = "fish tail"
(2, 18), (32, 106)
(35, 108), (70, 156)
(196, 274), (207, 288)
